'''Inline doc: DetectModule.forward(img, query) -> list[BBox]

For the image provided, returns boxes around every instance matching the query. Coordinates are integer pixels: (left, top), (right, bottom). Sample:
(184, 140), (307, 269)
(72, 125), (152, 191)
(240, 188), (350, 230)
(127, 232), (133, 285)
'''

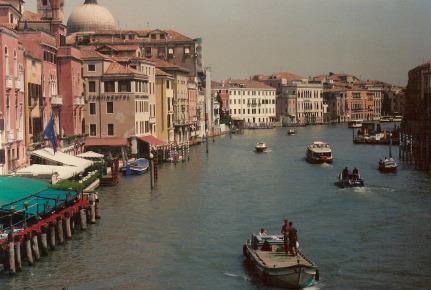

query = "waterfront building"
(283, 80), (324, 125)
(188, 79), (199, 143)
(155, 68), (174, 143)
(225, 80), (277, 126)
(211, 81), (229, 114)
(0, 23), (26, 175)
(401, 61), (431, 171)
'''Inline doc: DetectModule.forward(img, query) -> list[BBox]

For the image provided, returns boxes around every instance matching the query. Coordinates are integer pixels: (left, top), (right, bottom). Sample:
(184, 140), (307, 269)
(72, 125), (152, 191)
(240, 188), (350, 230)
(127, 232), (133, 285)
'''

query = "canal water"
(1, 125), (431, 290)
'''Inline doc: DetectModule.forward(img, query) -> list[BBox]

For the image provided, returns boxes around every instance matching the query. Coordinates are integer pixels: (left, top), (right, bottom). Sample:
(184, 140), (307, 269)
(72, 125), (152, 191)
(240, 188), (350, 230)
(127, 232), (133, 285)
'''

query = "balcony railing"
(7, 131), (15, 143)
(51, 95), (63, 106)
(6, 76), (13, 89)
(15, 78), (23, 92)
(73, 97), (85, 106)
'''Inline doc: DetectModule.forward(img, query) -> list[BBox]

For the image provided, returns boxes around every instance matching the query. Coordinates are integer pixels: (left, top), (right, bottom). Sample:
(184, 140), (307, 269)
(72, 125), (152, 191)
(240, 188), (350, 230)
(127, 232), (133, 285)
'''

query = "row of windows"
(89, 102), (113, 115)
(229, 108), (275, 115)
(135, 120), (150, 135)
(229, 98), (275, 105)
(230, 90), (275, 96)
(135, 100), (149, 113)
(296, 90), (321, 99)
(89, 124), (114, 136)
(297, 102), (323, 111)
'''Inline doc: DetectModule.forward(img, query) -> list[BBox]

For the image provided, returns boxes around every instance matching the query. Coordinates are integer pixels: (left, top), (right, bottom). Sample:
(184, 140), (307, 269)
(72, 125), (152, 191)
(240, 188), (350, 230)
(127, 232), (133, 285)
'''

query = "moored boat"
(121, 158), (149, 175)
(243, 233), (319, 289)
(379, 158), (398, 173)
(348, 120), (363, 128)
(306, 141), (333, 164)
(255, 142), (267, 153)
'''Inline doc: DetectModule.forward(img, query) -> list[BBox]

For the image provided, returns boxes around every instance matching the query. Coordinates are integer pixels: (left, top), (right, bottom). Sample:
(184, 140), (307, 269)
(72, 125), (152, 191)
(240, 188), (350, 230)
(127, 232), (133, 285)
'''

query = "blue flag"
(43, 115), (58, 153)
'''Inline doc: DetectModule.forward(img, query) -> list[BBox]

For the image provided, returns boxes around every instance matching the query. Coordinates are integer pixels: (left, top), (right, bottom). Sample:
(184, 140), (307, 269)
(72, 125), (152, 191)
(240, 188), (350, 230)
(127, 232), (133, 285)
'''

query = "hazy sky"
(28, 0), (431, 85)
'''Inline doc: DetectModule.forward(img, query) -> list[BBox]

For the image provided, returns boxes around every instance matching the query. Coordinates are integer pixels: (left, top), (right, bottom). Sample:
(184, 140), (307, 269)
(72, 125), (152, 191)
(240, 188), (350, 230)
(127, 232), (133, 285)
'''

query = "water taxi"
(306, 141), (333, 163)
(287, 129), (296, 136)
(243, 233), (319, 289)
(255, 142), (267, 153)
(348, 120), (363, 128)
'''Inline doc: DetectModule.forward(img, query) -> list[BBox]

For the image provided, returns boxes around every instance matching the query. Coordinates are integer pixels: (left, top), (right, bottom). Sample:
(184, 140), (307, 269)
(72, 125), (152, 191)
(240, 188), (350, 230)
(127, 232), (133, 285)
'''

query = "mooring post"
(49, 222), (56, 249)
(40, 226), (49, 256)
(14, 237), (22, 272)
(80, 208), (87, 230)
(65, 213), (72, 240)
(8, 234), (15, 274)
(25, 235), (34, 266)
(57, 218), (64, 244)
(95, 198), (101, 219)
(32, 232), (40, 261)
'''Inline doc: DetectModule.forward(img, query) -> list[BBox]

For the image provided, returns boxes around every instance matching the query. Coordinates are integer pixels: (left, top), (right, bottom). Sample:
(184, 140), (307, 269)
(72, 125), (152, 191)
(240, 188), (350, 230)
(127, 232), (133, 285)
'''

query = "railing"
(7, 131), (15, 143)
(73, 97), (85, 106)
(51, 95), (63, 106)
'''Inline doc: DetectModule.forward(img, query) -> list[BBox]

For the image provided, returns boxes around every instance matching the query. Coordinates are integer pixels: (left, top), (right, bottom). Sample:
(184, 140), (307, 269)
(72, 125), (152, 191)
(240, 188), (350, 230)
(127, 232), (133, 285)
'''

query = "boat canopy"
(31, 148), (93, 172)
(15, 164), (81, 180)
(77, 151), (104, 159)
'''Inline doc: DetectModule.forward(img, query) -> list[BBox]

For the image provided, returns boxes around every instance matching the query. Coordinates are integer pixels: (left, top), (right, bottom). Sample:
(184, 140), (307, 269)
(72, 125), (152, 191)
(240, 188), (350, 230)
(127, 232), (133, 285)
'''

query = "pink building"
(0, 8), (26, 174)
(57, 46), (85, 137)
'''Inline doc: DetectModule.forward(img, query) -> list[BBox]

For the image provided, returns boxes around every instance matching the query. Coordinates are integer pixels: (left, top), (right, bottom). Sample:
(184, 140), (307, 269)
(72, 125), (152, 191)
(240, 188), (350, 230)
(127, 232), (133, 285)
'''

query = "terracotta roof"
(80, 47), (109, 60)
(85, 138), (128, 147)
(137, 135), (166, 147)
(269, 71), (304, 81)
(97, 44), (140, 52)
(155, 68), (172, 78)
(105, 62), (143, 75)
(225, 79), (275, 89)
(150, 58), (189, 72)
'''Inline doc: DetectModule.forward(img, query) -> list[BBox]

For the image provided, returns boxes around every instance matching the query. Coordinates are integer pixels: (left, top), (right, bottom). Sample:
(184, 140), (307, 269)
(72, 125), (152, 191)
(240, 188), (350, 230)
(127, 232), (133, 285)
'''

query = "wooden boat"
(243, 233), (319, 289)
(335, 172), (365, 188)
(255, 142), (267, 153)
(306, 141), (333, 164)
(121, 158), (149, 175)
(378, 131), (398, 173)
(287, 129), (296, 136)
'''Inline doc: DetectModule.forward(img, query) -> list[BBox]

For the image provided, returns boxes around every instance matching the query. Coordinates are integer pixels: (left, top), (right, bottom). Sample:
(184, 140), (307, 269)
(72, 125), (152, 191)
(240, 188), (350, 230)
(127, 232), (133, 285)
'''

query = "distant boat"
(378, 131), (398, 173)
(392, 115), (403, 122)
(335, 171), (365, 188)
(348, 120), (363, 128)
(121, 158), (149, 175)
(255, 142), (267, 153)
(287, 129), (296, 136)
(306, 141), (333, 164)
(243, 233), (319, 289)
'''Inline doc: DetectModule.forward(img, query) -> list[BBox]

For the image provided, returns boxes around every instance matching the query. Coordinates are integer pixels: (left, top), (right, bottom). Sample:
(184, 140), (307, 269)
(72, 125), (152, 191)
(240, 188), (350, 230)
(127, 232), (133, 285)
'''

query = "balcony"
(7, 131), (15, 143)
(73, 97), (85, 106)
(6, 76), (13, 89)
(15, 78), (23, 92)
(51, 95), (63, 106)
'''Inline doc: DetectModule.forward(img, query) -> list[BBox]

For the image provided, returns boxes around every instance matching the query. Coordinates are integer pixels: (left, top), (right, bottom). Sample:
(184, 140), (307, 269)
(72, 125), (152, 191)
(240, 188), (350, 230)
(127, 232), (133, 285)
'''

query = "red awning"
(85, 138), (128, 147)
(137, 135), (166, 147)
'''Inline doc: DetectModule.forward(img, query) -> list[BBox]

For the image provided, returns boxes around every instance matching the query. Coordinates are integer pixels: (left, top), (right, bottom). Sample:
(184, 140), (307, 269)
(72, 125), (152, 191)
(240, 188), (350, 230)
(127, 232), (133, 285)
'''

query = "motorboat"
(287, 129), (296, 136)
(121, 158), (149, 175)
(348, 120), (363, 128)
(392, 115), (403, 122)
(243, 233), (319, 289)
(379, 158), (398, 173)
(255, 142), (267, 153)
(306, 141), (333, 163)
(335, 171), (365, 188)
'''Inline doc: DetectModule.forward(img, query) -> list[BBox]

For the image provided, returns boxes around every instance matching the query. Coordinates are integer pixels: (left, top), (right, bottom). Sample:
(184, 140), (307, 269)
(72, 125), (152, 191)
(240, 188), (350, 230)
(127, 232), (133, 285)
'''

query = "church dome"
(67, 0), (117, 34)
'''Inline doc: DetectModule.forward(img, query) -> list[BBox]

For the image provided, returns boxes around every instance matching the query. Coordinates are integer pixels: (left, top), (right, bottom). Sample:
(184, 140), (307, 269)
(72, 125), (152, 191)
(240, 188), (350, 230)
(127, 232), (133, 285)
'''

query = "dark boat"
(335, 172), (365, 188)
(255, 142), (267, 153)
(287, 129), (296, 136)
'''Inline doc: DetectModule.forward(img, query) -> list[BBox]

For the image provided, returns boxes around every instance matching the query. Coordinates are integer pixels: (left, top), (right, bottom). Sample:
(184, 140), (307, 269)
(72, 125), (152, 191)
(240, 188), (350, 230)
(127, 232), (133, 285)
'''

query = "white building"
(284, 80), (324, 124)
(227, 80), (276, 125)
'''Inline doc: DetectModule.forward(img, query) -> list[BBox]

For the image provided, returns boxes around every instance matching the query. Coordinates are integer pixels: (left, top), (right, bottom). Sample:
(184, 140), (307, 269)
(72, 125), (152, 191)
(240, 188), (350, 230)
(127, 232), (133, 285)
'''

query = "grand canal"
(1, 125), (431, 290)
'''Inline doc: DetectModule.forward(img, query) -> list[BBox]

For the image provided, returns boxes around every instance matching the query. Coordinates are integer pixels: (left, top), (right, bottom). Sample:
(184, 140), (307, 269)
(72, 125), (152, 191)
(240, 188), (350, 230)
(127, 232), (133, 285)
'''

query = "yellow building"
(155, 69), (174, 143)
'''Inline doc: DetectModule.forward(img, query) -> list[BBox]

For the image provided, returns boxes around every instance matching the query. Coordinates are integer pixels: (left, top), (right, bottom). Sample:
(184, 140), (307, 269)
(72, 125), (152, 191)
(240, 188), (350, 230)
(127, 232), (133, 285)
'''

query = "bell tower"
(37, 0), (64, 22)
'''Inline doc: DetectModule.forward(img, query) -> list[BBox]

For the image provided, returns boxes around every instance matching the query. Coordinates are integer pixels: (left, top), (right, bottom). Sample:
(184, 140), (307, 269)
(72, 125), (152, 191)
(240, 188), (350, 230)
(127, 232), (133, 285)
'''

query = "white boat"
(287, 129), (296, 135)
(306, 141), (333, 164)
(379, 158), (398, 173)
(348, 120), (363, 128)
(243, 233), (319, 289)
(255, 142), (267, 153)
(392, 115), (403, 122)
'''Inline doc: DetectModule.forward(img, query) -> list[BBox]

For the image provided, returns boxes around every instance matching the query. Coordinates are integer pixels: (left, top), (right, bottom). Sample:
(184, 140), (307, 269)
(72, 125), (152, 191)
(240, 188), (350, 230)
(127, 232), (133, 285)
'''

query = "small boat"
(306, 141), (333, 164)
(287, 129), (296, 136)
(380, 116), (391, 123)
(335, 172), (365, 188)
(243, 233), (319, 289)
(255, 142), (267, 153)
(379, 158), (398, 173)
(392, 115), (403, 122)
(348, 120), (363, 128)
(121, 158), (149, 175)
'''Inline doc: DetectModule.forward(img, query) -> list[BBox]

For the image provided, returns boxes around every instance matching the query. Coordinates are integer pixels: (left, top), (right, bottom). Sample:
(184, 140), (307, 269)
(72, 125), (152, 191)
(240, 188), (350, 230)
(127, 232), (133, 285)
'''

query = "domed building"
(67, 0), (117, 34)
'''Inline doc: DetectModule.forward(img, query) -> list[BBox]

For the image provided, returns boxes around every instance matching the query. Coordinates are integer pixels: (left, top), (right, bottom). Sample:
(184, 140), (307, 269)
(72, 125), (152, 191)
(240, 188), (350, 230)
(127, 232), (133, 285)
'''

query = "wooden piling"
(49, 223), (56, 249)
(90, 202), (96, 224)
(95, 199), (101, 219)
(32, 233), (40, 261)
(65, 214), (72, 240)
(8, 239), (15, 274)
(14, 238), (22, 272)
(57, 219), (64, 244)
(25, 236), (34, 266)
(40, 227), (49, 256)
(80, 208), (87, 230)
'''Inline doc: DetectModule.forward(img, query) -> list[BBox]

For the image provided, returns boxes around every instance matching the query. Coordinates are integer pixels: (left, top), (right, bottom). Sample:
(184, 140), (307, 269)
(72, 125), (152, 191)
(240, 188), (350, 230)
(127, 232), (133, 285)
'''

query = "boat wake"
(320, 162), (333, 168)
(223, 272), (250, 281)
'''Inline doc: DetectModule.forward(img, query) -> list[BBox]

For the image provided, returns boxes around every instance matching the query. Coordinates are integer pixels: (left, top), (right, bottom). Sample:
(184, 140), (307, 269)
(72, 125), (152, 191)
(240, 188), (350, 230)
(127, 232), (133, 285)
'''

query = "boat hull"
(335, 179), (365, 188)
(378, 166), (398, 173)
(244, 245), (317, 289)
(306, 155), (333, 164)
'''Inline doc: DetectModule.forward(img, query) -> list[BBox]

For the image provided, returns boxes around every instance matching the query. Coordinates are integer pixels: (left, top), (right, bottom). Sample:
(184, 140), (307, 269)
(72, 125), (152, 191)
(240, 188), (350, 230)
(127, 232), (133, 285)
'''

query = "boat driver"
(281, 219), (290, 254)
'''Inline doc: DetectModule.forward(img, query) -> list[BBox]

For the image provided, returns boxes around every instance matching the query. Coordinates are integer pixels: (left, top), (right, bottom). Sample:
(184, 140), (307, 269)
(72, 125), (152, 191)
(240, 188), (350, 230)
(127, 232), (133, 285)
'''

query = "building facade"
(155, 68), (174, 143)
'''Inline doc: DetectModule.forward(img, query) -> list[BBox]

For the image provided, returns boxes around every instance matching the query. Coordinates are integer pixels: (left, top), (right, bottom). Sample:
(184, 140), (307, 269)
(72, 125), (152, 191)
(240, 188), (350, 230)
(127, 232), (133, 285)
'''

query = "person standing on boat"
(281, 219), (290, 254)
(288, 222), (298, 256)
(259, 228), (268, 237)
(342, 167), (349, 180)
(352, 167), (359, 181)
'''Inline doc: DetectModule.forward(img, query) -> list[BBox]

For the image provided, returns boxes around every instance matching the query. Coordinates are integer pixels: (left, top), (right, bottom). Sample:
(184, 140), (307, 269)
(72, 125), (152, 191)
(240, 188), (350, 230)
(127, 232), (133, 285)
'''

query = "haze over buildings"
(27, 0), (431, 85)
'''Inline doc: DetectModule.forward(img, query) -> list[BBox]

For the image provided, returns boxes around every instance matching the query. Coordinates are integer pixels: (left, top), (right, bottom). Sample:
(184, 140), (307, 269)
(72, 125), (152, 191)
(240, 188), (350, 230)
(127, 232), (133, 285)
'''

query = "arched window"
(4, 47), (9, 76)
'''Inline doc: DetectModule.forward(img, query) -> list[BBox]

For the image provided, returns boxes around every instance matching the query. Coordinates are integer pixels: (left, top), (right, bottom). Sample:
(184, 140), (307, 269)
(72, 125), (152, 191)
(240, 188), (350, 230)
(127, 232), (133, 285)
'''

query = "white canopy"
(16, 164), (81, 180)
(77, 151), (104, 159)
(31, 148), (93, 172)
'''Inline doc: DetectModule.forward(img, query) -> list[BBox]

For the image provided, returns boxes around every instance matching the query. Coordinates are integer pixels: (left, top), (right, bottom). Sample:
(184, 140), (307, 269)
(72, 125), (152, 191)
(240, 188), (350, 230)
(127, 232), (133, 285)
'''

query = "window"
(89, 103), (96, 115)
(42, 0), (48, 5)
(107, 124), (114, 136)
(107, 101), (114, 113)
(88, 64), (96, 72)
(184, 47), (190, 55)
(104, 81), (115, 92)
(118, 81), (131, 92)
(145, 47), (152, 57)
(89, 81), (96, 93)
(89, 124), (97, 136)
